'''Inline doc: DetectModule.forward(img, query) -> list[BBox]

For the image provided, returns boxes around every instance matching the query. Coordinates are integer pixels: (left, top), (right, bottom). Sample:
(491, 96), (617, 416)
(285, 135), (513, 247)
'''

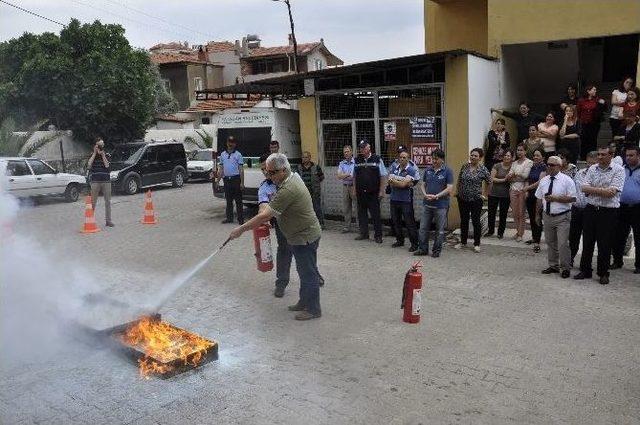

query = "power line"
(0, 0), (65, 26)
(102, 0), (219, 41)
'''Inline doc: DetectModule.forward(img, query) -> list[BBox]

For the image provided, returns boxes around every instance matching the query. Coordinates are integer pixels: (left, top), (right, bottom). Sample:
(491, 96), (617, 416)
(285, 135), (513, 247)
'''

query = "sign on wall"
(410, 116), (436, 139)
(383, 121), (396, 141)
(411, 143), (440, 166)
(219, 113), (272, 127)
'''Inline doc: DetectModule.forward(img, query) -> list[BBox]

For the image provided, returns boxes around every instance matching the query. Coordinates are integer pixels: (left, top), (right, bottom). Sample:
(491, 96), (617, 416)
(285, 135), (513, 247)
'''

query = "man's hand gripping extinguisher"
(401, 261), (423, 323)
(253, 224), (274, 272)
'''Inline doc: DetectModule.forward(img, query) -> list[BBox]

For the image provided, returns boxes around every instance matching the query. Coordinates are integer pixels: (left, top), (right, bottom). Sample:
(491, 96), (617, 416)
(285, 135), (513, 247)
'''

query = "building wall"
(205, 65), (224, 89)
(425, 0), (488, 54)
(443, 54), (469, 228)
(306, 50), (326, 72)
(186, 65), (207, 107)
(209, 50), (242, 86)
(468, 55), (500, 151)
(298, 97), (319, 162)
(159, 65), (189, 110)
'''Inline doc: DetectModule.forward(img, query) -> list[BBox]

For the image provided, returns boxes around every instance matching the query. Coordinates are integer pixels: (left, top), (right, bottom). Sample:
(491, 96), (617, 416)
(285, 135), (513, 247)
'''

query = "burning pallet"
(109, 315), (218, 379)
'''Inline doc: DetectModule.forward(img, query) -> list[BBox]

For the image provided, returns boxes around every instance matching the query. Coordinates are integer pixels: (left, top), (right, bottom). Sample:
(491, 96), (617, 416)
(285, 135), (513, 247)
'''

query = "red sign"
(411, 143), (440, 166)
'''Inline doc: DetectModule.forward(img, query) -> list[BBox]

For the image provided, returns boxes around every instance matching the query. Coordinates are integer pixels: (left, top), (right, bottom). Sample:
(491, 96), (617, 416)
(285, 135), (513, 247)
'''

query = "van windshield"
(111, 144), (145, 164)
(191, 151), (212, 161)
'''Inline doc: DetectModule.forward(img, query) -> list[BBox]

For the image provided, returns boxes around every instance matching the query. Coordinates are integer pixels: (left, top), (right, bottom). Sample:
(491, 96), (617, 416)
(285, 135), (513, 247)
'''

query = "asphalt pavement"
(1, 182), (639, 425)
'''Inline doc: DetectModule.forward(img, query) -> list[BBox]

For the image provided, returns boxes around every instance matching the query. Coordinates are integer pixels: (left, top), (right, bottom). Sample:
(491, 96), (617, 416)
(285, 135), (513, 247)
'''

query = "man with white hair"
(535, 155), (577, 278)
(229, 153), (323, 320)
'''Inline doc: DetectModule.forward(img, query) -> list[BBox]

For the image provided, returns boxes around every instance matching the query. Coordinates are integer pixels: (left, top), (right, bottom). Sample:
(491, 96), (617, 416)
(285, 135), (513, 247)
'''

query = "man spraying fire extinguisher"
(229, 153), (323, 321)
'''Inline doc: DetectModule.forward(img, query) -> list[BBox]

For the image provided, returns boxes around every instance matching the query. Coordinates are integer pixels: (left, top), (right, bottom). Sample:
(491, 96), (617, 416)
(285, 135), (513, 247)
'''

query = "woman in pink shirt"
(537, 112), (559, 158)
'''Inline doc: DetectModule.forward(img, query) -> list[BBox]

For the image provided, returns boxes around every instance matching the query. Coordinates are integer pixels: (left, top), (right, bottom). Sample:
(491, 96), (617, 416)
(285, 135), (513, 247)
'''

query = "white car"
(2, 157), (87, 202)
(187, 149), (215, 181)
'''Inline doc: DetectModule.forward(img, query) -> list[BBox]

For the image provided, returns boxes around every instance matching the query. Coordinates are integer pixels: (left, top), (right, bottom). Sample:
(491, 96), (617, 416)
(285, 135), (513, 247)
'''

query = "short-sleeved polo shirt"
(258, 179), (277, 204)
(220, 150), (244, 177)
(338, 158), (355, 185)
(620, 165), (640, 205)
(422, 165), (454, 208)
(269, 172), (321, 245)
(388, 161), (420, 203)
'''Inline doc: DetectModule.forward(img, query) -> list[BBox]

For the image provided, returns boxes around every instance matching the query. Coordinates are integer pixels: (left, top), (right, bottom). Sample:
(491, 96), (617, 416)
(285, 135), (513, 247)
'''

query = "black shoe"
(431, 252), (440, 258)
(105, 221), (115, 227)
(221, 219), (233, 224)
(541, 267), (559, 274)
(609, 262), (623, 270)
(319, 276), (325, 287)
(599, 275), (609, 285)
(274, 286), (285, 298)
(374, 237), (383, 244)
(408, 245), (418, 253)
(497, 234), (503, 239)
(485, 231), (494, 237)
(413, 249), (428, 256)
(288, 303), (305, 311)
(391, 241), (404, 248)
(561, 270), (570, 279)
(525, 239), (533, 245)
(573, 272), (592, 280)
(238, 219), (245, 225)
(354, 234), (369, 241)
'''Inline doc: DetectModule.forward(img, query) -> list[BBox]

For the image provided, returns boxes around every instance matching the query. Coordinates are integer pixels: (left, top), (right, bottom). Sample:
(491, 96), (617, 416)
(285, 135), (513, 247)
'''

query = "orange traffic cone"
(80, 195), (100, 234)
(141, 190), (158, 225)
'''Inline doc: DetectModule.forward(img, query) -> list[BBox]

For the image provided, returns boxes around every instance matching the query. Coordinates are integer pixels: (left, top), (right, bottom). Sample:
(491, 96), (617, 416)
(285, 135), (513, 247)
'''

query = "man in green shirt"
(229, 153), (323, 320)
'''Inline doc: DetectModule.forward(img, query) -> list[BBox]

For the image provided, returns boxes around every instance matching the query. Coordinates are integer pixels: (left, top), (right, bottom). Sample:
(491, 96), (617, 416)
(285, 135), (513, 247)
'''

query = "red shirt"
(623, 102), (639, 119)
(577, 97), (604, 124)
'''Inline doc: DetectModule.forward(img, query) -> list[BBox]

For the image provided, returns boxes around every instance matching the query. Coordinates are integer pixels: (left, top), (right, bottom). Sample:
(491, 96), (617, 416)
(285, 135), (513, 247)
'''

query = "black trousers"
(525, 195), (543, 243)
(390, 200), (418, 247)
(458, 198), (483, 246)
(580, 122), (600, 160)
(357, 191), (382, 239)
(223, 176), (244, 223)
(579, 205), (618, 277)
(569, 206), (585, 262)
(487, 195), (510, 237)
(612, 203), (640, 269)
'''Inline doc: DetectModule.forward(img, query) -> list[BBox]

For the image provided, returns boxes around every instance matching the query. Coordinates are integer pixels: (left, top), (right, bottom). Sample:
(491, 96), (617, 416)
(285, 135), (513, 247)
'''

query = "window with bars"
(322, 123), (352, 166)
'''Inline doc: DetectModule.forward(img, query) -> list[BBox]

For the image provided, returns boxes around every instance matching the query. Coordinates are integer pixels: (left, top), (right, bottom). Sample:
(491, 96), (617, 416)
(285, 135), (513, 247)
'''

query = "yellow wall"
(425, 0), (488, 54)
(444, 55), (469, 228)
(298, 97), (319, 161)
(425, 0), (640, 58)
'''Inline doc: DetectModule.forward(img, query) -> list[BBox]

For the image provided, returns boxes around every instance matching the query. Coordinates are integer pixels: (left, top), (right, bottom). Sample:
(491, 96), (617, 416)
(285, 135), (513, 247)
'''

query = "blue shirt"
(258, 179), (277, 204)
(388, 161), (420, 202)
(620, 165), (640, 205)
(338, 158), (355, 185)
(220, 150), (244, 177)
(422, 165), (454, 208)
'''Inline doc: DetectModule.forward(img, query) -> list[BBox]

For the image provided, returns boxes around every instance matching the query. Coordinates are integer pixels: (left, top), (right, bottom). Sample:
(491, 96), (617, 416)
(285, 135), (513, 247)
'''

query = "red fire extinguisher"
(401, 261), (423, 323)
(253, 224), (274, 272)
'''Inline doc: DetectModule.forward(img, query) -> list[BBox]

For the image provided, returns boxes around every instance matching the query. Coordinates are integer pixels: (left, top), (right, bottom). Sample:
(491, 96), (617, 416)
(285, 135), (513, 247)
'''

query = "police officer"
(257, 154), (292, 298)
(388, 146), (420, 251)
(352, 140), (388, 243)
(216, 136), (244, 224)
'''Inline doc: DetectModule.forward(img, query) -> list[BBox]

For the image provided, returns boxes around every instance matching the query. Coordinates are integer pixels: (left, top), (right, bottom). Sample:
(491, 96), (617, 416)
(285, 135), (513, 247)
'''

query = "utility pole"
(272, 0), (299, 73)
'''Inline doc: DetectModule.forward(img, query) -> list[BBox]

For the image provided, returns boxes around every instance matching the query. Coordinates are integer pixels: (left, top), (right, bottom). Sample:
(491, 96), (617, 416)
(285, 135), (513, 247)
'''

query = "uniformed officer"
(388, 146), (420, 251)
(216, 136), (244, 224)
(258, 154), (292, 298)
(352, 140), (388, 243)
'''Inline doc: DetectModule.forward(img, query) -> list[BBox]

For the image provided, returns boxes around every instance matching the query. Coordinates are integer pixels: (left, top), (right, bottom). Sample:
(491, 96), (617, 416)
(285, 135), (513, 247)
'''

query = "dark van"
(109, 141), (188, 195)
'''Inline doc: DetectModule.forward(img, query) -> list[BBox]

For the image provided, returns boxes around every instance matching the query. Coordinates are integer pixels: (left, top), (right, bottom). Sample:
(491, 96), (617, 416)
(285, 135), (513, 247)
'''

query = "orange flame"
(119, 316), (214, 378)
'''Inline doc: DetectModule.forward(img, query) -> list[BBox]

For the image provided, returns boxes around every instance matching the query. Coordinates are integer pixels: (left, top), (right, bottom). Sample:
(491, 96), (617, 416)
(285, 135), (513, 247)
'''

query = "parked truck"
(213, 107), (301, 205)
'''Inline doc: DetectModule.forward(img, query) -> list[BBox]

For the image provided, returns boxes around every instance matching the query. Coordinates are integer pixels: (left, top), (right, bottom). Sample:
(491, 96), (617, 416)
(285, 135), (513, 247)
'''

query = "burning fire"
(119, 316), (214, 378)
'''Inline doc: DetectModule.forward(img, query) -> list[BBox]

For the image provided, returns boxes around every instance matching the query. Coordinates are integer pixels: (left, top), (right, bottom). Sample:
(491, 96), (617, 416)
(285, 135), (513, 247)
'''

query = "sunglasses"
(547, 163), (559, 167)
(266, 169), (282, 176)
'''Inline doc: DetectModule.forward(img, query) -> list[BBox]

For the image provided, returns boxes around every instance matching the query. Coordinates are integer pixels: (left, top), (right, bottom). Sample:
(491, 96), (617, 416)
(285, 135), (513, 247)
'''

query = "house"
(149, 43), (223, 110)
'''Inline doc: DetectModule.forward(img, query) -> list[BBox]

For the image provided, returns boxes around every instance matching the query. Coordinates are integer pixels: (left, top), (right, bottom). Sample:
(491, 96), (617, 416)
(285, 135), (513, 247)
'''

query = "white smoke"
(0, 163), (98, 368)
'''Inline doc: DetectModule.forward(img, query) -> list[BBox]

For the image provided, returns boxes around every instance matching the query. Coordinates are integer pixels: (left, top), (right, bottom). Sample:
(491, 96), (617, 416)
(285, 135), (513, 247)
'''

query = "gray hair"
(266, 153), (291, 172)
(547, 155), (562, 165)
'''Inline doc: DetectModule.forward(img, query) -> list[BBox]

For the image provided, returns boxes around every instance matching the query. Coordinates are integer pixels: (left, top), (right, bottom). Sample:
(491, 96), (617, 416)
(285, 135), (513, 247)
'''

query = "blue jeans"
(289, 238), (322, 316)
(274, 222), (292, 289)
(418, 207), (448, 253)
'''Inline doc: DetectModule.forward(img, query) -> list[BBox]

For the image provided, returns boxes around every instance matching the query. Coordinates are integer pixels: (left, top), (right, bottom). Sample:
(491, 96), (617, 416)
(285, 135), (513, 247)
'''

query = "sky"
(0, 0), (425, 64)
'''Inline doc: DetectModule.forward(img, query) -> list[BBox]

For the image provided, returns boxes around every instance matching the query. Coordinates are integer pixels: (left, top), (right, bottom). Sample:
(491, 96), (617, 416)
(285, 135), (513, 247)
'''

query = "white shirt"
(613, 156), (623, 167)
(535, 172), (577, 214)
(610, 89), (627, 119)
(583, 163), (626, 208)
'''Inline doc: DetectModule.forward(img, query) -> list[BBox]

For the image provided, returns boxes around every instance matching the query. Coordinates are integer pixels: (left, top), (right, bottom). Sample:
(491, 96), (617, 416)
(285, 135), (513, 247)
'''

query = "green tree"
(0, 19), (168, 145)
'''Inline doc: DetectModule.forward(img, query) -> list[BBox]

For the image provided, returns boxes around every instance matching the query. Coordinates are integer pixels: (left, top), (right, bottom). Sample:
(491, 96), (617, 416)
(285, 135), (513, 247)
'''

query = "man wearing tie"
(535, 156), (577, 278)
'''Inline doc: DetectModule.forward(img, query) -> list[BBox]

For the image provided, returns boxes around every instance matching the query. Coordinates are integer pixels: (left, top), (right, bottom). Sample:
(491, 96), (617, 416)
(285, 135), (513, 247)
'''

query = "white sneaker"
(454, 243), (465, 250)
(473, 246), (481, 253)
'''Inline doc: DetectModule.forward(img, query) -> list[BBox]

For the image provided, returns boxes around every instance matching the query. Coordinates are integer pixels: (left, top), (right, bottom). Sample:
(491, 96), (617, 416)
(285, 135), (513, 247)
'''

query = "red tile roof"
(150, 52), (205, 65)
(150, 42), (189, 51)
(155, 114), (195, 123)
(247, 42), (321, 58)
(206, 41), (236, 53)
(185, 99), (260, 112)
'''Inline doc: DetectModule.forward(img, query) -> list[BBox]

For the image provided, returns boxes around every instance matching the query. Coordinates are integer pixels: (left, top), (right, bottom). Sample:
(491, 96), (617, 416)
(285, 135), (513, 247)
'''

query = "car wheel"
(172, 168), (185, 188)
(64, 184), (80, 202)
(124, 175), (139, 195)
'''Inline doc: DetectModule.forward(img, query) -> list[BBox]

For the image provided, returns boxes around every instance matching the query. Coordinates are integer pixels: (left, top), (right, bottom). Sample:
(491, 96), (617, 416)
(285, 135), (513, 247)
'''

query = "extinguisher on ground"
(253, 224), (274, 272)
(401, 261), (423, 323)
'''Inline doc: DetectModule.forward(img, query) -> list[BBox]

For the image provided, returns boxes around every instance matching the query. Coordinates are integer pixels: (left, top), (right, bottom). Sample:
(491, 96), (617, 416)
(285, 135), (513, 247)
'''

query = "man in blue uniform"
(258, 154), (293, 298)
(216, 136), (244, 224)
(352, 140), (388, 243)
(387, 146), (420, 251)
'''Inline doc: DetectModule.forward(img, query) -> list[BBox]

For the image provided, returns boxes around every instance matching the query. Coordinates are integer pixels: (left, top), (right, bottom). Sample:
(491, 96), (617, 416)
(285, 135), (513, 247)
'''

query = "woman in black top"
(484, 118), (511, 172)
(557, 84), (578, 125)
(558, 105), (582, 164)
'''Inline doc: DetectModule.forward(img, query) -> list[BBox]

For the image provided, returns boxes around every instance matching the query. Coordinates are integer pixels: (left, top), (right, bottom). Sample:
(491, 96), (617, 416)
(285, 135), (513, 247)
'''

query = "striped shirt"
(572, 167), (590, 209)
(583, 163), (626, 208)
